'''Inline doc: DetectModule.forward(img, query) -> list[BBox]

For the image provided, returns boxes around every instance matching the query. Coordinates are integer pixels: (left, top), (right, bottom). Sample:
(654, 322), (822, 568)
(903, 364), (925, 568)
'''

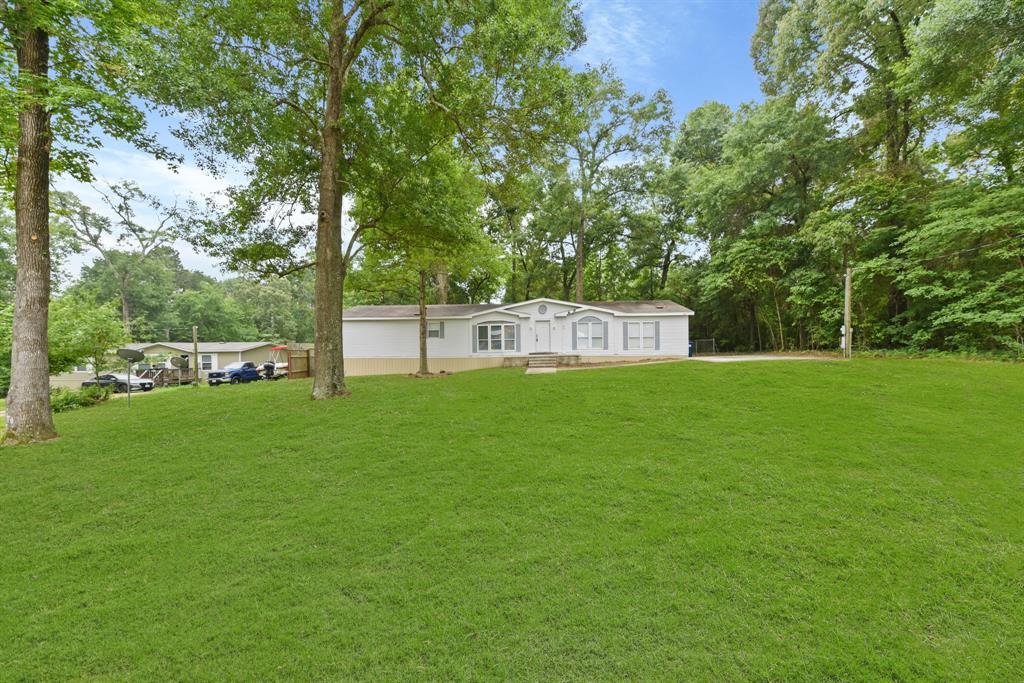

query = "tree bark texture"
(311, 0), (350, 399)
(417, 269), (428, 375)
(574, 208), (586, 302)
(6, 14), (57, 444)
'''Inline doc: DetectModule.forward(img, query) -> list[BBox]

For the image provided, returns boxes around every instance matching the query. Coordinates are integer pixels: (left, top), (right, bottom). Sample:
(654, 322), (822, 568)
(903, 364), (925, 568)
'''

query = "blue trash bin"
(688, 341), (695, 357)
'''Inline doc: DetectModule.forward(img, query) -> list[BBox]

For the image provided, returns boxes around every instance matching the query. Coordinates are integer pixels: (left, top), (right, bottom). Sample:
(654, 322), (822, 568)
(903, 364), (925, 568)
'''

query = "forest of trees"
(1, 0), (1021, 441)
(367, 0), (1022, 356)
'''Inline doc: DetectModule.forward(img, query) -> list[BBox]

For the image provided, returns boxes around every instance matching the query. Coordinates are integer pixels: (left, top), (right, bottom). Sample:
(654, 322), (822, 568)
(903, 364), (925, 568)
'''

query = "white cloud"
(571, 0), (691, 88)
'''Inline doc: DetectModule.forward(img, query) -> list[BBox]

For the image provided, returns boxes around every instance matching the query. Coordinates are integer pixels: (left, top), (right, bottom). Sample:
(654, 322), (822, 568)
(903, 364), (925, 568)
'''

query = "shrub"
(50, 385), (113, 414)
(857, 348), (1023, 363)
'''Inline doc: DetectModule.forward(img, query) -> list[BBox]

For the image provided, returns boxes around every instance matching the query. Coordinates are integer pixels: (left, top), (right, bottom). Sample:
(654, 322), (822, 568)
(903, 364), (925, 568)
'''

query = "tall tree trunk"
(574, 207), (586, 302)
(659, 239), (675, 291)
(558, 241), (571, 300)
(6, 16), (57, 444)
(120, 282), (132, 335)
(773, 288), (785, 352)
(311, 0), (349, 400)
(417, 269), (429, 375)
(748, 301), (756, 351)
(434, 268), (449, 305)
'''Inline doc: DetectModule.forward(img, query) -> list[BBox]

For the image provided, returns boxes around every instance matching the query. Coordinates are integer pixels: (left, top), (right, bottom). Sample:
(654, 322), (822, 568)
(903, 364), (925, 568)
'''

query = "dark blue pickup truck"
(207, 361), (262, 386)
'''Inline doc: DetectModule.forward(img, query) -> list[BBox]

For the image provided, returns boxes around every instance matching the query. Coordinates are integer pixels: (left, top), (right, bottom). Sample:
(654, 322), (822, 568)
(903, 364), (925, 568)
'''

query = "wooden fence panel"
(288, 349), (313, 379)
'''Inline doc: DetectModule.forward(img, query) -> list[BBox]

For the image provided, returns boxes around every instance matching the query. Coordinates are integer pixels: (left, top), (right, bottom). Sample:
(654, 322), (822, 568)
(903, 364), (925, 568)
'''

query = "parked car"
(207, 361), (262, 386)
(81, 373), (154, 393)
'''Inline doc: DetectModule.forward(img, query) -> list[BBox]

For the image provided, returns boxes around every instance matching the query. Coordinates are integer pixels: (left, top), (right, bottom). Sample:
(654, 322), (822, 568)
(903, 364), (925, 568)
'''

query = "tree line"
(481, 0), (1022, 355)
(2, 0), (1021, 442)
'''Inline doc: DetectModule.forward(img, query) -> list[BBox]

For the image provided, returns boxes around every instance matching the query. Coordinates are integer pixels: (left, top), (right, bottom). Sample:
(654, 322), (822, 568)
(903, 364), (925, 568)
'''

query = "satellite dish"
(116, 348), (145, 363)
(169, 356), (188, 369)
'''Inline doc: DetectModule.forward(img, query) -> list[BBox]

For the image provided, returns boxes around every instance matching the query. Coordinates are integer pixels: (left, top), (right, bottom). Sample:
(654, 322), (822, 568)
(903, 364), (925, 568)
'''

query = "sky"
(57, 0), (764, 279)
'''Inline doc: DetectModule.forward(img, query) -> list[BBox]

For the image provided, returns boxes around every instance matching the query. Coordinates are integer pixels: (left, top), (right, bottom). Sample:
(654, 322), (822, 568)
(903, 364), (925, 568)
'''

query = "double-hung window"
(427, 321), (444, 339)
(626, 322), (656, 350)
(476, 322), (516, 351)
(201, 354), (213, 370)
(576, 317), (605, 350)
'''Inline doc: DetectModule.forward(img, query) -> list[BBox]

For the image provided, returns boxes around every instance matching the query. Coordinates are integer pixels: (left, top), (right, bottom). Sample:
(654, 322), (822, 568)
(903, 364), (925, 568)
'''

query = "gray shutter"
(472, 324), (478, 352)
(603, 321), (609, 350)
(655, 321), (661, 351)
(623, 321), (629, 350)
(571, 322), (577, 350)
(515, 324), (521, 352)
(439, 321), (445, 339)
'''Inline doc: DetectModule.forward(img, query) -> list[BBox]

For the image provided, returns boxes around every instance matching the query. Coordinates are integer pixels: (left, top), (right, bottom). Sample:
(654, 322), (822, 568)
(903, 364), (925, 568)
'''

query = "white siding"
(342, 301), (690, 360)
(560, 311), (689, 356)
(344, 319), (479, 358)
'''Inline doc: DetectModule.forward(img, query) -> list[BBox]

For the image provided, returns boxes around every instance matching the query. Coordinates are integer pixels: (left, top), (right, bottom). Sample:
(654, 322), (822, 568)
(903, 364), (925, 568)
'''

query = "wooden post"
(192, 326), (200, 386)
(843, 267), (852, 358)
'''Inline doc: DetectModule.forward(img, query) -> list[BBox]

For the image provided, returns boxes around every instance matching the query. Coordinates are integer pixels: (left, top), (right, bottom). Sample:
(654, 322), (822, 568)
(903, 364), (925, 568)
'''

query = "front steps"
(525, 353), (559, 374)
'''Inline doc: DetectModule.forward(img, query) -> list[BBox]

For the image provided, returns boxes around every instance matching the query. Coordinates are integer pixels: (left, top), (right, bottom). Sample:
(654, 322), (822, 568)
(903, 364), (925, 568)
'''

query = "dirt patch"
(407, 371), (453, 379)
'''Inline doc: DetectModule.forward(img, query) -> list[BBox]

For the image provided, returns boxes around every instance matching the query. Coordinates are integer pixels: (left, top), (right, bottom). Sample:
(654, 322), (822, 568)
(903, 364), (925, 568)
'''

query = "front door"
(536, 320), (551, 352)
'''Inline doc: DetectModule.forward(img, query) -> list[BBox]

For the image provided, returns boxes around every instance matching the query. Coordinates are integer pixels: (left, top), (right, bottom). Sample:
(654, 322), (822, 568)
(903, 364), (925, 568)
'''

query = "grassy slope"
(1, 360), (1022, 681)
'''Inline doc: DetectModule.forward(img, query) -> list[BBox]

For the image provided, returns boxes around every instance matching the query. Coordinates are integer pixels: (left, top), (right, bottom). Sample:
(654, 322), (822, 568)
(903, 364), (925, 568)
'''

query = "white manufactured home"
(342, 298), (694, 375)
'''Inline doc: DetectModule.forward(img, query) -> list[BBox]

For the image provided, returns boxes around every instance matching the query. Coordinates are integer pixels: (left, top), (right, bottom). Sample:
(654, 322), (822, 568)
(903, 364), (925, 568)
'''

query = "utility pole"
(192, 325), (199, 387)
(843, 267), (852, 358)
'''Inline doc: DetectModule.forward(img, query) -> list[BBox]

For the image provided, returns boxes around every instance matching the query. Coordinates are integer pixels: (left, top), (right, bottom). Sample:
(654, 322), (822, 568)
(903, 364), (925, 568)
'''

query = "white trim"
(467, 309), (531, 320)
(625, 321), (657, 351)
(474, 321), (518, 352)
(610, 311), (692, 317)
(557, 306), (691, 318)
(346, 310), (529, 321)
(575, 318), (605, 350)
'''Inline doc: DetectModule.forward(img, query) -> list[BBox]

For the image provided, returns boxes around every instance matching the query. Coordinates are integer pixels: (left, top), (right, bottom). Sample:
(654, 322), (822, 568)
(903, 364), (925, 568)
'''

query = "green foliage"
(144, 0), (584, 277)
(480, 0), (1020, 355)
(0, 204), (83, 303)
(0, 0), (175, 193)
(48, 295), (130, 376)
(0, 295), (126, 395)
(220, 273), (315, 342)
(172, 283), (258, 342)
(895, 182), (1024, 352)
(49, 385), (112, 414)
(900, 0), (1023, 182)
(645, 0), (1022, 353)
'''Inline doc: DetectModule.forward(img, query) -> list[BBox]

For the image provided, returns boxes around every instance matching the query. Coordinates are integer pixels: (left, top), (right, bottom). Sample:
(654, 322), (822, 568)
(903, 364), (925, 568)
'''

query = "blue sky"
(571, 0), (763, 113)
(59, 0), (765, 278)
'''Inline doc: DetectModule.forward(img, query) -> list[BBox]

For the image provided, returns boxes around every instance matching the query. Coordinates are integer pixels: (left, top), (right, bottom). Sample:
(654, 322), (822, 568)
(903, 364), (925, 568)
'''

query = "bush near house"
(49, 385), (113, 413)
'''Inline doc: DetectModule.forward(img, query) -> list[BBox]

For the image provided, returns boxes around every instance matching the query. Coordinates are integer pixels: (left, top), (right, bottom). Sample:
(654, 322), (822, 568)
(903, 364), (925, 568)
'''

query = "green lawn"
(2, 359), (1022, 680)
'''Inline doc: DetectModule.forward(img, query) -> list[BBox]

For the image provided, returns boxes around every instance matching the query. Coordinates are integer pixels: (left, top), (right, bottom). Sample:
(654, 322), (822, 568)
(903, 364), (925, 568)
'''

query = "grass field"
(2, 359), (1022, 680)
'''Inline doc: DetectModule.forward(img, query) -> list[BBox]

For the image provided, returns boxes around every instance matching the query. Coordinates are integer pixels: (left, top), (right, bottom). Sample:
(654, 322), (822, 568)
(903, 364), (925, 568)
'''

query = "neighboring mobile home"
(50, 341), (281, 389)
(342, 298), (694, 375)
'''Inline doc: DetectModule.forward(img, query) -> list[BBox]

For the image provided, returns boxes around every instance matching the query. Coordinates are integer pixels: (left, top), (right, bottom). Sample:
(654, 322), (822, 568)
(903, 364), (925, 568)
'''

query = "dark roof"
(584, 300), (694, 314)
(344, 303), (503, 318)
(344, 299), (693, 319)
(127, 341), (277, 353)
